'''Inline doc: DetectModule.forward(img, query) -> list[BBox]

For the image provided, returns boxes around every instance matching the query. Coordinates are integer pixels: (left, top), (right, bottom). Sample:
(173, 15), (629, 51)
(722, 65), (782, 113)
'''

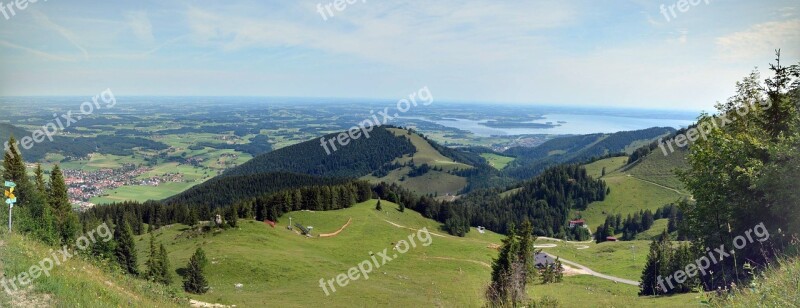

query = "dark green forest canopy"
(221, 126), (415, 179)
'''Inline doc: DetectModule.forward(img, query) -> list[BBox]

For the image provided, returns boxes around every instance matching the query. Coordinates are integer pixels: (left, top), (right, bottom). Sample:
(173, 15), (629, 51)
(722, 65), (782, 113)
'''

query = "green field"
(625, 148), (689, 192)
(577, 158), (686, 230)
(480, 153), (515, 170)
(90, 182), (197, 204)
(127, 200), (701, 307)
(364, 128), (471, 196)
(583, 156), (629, 179)
(0, 200), (704, 307)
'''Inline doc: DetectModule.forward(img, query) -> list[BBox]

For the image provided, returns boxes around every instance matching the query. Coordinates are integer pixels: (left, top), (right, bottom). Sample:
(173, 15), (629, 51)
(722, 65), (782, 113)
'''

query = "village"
(59, 163), (184, 210)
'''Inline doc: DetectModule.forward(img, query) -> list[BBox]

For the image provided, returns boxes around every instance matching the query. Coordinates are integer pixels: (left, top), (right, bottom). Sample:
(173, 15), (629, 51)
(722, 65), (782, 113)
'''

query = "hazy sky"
(0, 0), (797, 110)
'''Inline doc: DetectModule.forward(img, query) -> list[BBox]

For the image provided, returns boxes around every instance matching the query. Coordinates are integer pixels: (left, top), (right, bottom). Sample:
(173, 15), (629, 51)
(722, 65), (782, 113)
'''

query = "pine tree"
(184, 248), (209, 294)
(398, 202), (405, 212)
(33, 164), (46, 196)
(145, 233), (161, 281)
(185, 208), (198, 227)
(486, 224), (527, 306)
(376, 199), (382, 211)
(115, 220), (139, 275)
(639, 231), (671, 295)
(158, 244), (172, 285)
(48, 165), (79, 244)
(225, 206), (237, 228)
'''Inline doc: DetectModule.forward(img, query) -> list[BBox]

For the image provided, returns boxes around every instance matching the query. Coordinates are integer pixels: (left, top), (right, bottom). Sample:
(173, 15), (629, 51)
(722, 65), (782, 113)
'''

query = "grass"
(714, 257), (800, 307)
(583, 156), (629, 179)
(532, 275), (700, 307)
(0, 199), (704, 307)
(0, 232), (182, 307)
(480, 153), (515, 170)
(625, 148), (689, 192)
(128, 200), (699, 307)
(90, 182), (196, 204)
(577, 172), (684, 230)
(364, 128), (471, 196)
(537, 239), (652, 281)
(137, 200), (502, 307)
(387, 128), (472, 171)
(635, 219), (669, 241)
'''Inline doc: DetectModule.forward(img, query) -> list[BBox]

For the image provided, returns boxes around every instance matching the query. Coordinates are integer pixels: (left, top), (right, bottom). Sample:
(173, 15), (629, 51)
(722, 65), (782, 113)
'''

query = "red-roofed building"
(569, 219), (586, 228)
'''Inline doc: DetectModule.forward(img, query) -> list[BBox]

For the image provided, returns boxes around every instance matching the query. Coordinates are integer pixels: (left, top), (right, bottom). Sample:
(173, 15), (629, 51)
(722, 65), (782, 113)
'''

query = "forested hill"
(221, 126), (415, 179)
(163, 172), (354, 207)
(502, 127), (675, 179)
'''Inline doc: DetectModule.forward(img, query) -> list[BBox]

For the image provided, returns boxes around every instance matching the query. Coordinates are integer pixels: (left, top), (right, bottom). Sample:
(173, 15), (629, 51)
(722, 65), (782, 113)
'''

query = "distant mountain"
(502, 127), (676, 179)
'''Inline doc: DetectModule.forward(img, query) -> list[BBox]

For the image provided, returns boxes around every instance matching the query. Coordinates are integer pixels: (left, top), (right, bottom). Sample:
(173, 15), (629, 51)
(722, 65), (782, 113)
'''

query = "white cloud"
(716, 19), (800, 61)
(185, 1), (577, 67)
(125, 11), (155, 44)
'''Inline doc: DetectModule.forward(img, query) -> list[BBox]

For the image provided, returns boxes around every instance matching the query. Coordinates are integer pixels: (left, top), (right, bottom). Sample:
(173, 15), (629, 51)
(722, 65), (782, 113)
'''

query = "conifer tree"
(49, 165), (79, 243)
(115, 220), (139, 275)
(375, 199), (382, 211)
(145, 233), (161, 281)
(184, 248), (209, 294)
(158, 244), (172, 285)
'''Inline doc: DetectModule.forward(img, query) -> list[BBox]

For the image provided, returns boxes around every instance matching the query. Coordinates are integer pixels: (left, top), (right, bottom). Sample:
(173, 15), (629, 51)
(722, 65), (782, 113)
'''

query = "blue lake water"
(409, 113), (696, 136)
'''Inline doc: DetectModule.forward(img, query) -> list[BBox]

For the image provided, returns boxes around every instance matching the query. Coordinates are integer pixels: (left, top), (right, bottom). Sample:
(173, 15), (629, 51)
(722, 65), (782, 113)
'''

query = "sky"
(0, 0), (797, 110)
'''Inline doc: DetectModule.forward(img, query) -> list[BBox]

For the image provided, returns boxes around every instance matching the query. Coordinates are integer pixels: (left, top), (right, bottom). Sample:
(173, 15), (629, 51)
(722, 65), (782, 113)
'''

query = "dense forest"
(164, 171), (355, 208)
(222, 126), (416, 178)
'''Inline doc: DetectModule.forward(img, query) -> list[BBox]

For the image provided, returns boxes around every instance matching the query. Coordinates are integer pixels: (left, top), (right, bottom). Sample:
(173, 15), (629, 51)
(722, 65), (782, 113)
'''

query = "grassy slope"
(480, 153), (515, 170)
(714, 257), (800, 307)
(132, 200), (697, 307)
(583, 156), (629, 179)
(363, 128), (470, 196)
(138, 200), (500, 307)
(625, 148), (689, 192)
(0, 233), (181, 307)
(577, 157), (686, 230)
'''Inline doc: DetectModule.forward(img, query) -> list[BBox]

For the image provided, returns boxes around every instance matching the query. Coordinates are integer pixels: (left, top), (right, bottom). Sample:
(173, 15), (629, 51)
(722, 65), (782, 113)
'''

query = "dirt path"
(382, 219), (447, 238)
(319, 218), (352, 238)
(542, 252), (639, 286)
(626, 174), (689, 196)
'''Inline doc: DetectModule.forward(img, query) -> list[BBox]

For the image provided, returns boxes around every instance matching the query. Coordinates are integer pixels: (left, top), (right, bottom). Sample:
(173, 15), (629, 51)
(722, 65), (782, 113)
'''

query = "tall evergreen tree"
(114, 220), (139, 275)
(639, 231), (672, 296)
(145, 233), (161, 281)
(49, 165), (79, 243)
(184, 248), (209, 294)
(158, 244), (172, 285)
